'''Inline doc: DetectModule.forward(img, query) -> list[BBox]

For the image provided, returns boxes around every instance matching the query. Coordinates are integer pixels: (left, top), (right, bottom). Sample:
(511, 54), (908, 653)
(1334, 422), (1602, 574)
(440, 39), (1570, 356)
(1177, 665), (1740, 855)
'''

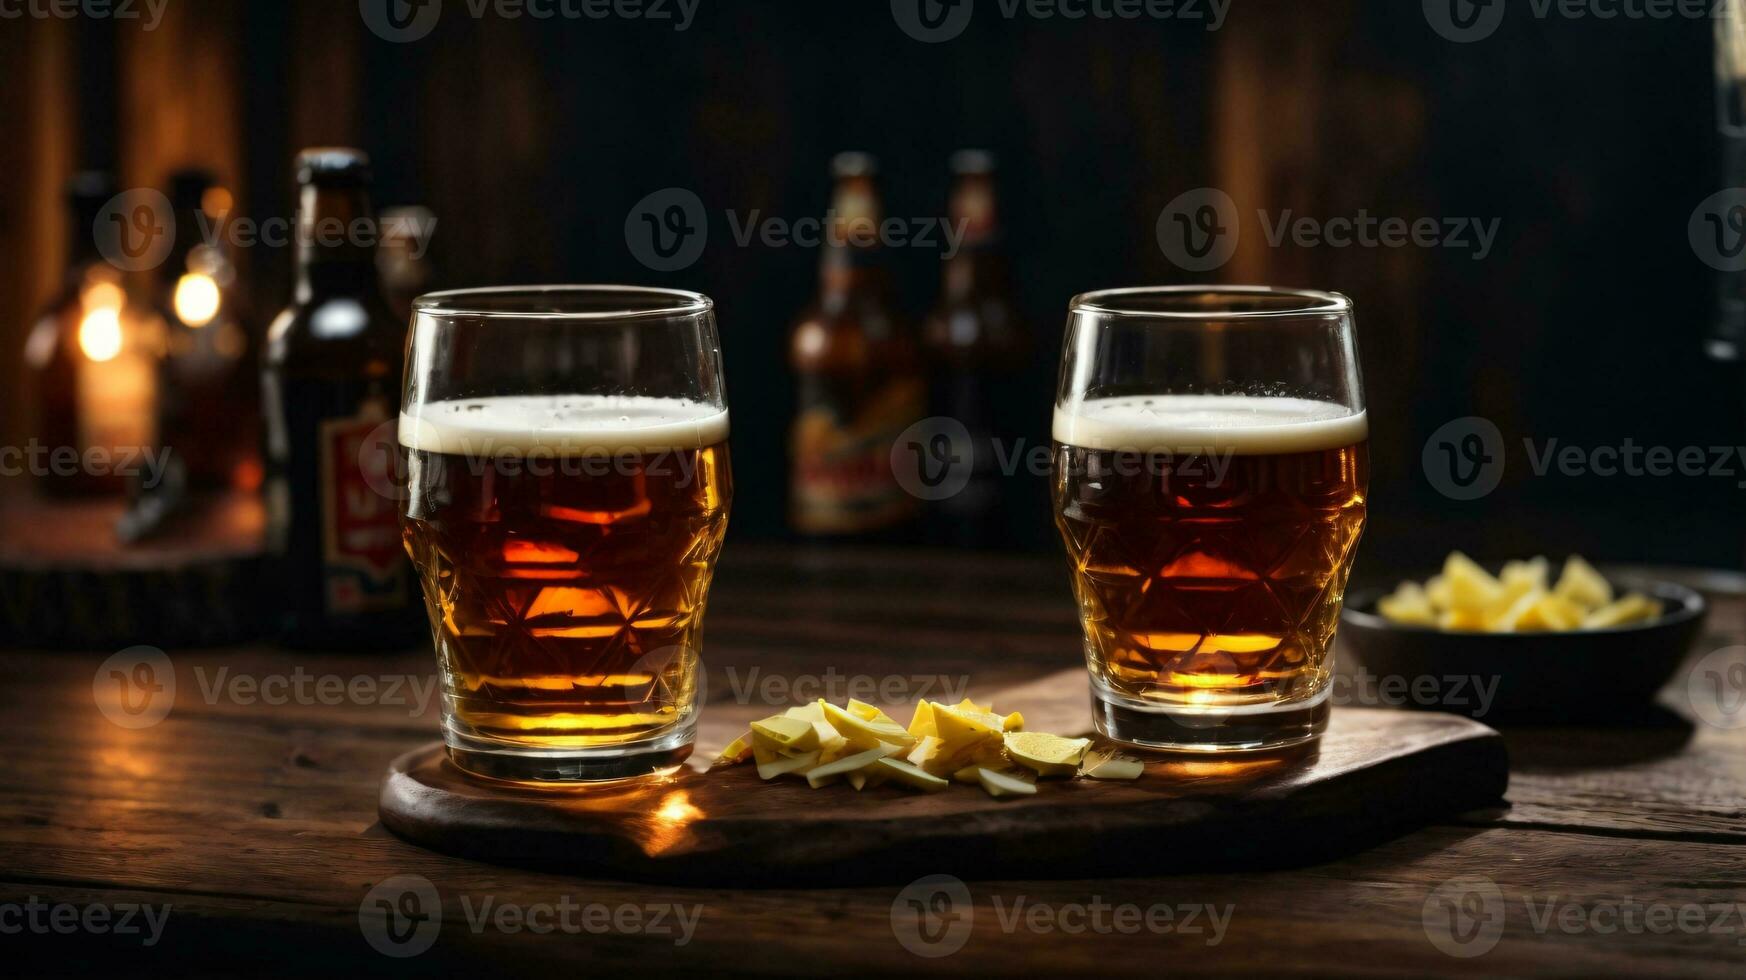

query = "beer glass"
(1052, 286), (1367, 752)
(400, 286), (732, 782)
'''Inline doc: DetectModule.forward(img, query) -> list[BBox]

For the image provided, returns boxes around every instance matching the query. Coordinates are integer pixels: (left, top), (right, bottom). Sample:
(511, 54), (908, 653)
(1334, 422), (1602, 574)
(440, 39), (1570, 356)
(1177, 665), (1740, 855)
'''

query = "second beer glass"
(1052, 286), (1368, 752)
(400, 286), (732, 782)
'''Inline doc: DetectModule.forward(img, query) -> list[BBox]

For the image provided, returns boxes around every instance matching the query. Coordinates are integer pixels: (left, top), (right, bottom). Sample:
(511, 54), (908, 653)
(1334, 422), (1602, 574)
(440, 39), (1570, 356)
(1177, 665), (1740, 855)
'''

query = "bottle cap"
(295, 148), (373, 187)
(830, 151), (879, 179)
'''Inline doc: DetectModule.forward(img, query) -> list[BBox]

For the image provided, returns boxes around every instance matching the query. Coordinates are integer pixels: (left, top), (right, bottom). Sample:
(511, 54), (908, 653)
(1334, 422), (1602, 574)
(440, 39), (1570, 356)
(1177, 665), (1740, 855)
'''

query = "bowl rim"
(1340, 573), (1707, 638)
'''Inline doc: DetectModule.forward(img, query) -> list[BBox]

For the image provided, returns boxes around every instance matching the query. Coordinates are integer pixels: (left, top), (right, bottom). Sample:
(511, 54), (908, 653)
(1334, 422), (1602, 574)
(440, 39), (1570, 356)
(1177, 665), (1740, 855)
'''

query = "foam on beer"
(400, 394), (729, 456)
(1052, 394), (1367, 455)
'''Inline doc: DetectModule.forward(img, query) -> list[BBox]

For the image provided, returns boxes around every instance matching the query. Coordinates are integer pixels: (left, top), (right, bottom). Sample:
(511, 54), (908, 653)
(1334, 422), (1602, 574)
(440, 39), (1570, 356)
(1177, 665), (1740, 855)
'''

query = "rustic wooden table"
(4, 545), (1744, 976)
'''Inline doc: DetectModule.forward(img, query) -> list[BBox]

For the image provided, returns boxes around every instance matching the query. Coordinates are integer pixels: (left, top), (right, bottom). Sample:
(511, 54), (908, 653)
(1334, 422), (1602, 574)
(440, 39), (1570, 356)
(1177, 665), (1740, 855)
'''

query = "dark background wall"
(2, 0), (1741, 570)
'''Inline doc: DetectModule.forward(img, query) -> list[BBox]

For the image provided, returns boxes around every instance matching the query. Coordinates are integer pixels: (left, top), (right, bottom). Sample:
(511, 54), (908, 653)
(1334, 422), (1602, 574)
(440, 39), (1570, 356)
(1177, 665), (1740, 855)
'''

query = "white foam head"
(1052, 394), (1367, 455)
(400, 395), (729, 456)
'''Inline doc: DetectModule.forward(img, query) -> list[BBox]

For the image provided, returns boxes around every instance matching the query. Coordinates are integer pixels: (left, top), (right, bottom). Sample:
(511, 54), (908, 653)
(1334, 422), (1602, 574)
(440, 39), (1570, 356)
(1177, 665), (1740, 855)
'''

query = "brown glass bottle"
(22, 172), (159, 498)
(788, 152), (925, 539)
(263, 149), (419, 648)
(922, 151), (1029, 548)
(153, 169), (262, 494)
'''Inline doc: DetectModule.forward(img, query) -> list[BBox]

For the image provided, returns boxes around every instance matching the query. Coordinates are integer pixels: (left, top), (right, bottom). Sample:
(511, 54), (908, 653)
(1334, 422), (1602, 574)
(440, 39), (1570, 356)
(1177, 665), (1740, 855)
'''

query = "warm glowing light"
(83, 279), (125, 312)
(79, 307), (124, 362)
(655, 790), (703, 826)
(173, 272), (221, 327)
(201, 186), (233, 218)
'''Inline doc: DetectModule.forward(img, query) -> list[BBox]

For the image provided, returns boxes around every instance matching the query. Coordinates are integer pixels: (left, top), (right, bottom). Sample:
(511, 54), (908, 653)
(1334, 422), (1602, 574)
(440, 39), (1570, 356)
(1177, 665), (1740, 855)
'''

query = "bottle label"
(318, 397), (408, 613)
(790, 375), (924, 534)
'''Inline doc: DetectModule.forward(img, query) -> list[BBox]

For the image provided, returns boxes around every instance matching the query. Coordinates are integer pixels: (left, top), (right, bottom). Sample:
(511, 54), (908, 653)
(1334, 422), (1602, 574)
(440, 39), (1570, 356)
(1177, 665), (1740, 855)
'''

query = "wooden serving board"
(0, 491), (266, 648)
(379, 670), (1509, 884)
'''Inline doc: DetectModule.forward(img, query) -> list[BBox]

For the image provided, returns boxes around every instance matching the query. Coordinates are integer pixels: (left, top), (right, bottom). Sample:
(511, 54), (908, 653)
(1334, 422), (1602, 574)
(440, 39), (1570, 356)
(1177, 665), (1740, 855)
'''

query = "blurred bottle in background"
(263, 148), (419, 648)
(152, 168), (261, 494)
(378, 205), (437, 326)
(922, 150), (1030, 549)
(788, 152), (925, 540)
(22, 172), (160, 499)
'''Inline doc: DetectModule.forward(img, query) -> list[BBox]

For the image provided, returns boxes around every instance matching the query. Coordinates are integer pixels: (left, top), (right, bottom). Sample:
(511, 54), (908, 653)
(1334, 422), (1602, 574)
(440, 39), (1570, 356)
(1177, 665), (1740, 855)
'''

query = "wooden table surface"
(4, 544), (1745, 977)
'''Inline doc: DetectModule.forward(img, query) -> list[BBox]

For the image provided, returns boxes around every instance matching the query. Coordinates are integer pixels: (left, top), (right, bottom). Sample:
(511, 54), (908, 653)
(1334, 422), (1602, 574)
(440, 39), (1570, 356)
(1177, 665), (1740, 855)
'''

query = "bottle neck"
(68, 207), (106, 273)
(294, 183), (381, 300)
(942, 173), (1002, 301)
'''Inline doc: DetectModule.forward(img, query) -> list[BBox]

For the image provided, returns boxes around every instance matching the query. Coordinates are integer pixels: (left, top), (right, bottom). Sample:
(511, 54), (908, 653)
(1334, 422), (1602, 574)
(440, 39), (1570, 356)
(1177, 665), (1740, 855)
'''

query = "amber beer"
(400, 395), (731, 779)
(1053, 395), (1368, 746)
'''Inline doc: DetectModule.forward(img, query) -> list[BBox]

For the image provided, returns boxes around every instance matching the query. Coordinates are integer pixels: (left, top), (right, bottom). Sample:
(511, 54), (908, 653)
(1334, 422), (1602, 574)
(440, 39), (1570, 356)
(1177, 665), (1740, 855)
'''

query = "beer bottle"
(263, 149), (419, 648)
(788, 152), (925, 538)
(921, 151), (1029, 548)
(153, 169), (261, 493)
(22, 172), (159, 498)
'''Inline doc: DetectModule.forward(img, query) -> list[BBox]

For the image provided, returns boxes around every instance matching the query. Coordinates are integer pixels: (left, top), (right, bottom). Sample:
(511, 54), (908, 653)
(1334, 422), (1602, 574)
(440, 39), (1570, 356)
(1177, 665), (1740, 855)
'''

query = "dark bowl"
(1338, 573), (1707, 723)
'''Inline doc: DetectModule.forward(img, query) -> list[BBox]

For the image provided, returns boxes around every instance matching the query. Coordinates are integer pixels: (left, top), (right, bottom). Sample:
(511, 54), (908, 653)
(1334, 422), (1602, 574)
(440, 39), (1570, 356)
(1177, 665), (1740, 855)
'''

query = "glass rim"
(412, 284), (714, 321)
(1070, 285), (1352, 320)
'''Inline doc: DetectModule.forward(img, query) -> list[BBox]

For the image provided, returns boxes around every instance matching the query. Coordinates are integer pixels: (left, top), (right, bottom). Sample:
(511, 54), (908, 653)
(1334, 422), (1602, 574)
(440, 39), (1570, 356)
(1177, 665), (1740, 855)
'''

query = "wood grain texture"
(0, 546), (1741, 976)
